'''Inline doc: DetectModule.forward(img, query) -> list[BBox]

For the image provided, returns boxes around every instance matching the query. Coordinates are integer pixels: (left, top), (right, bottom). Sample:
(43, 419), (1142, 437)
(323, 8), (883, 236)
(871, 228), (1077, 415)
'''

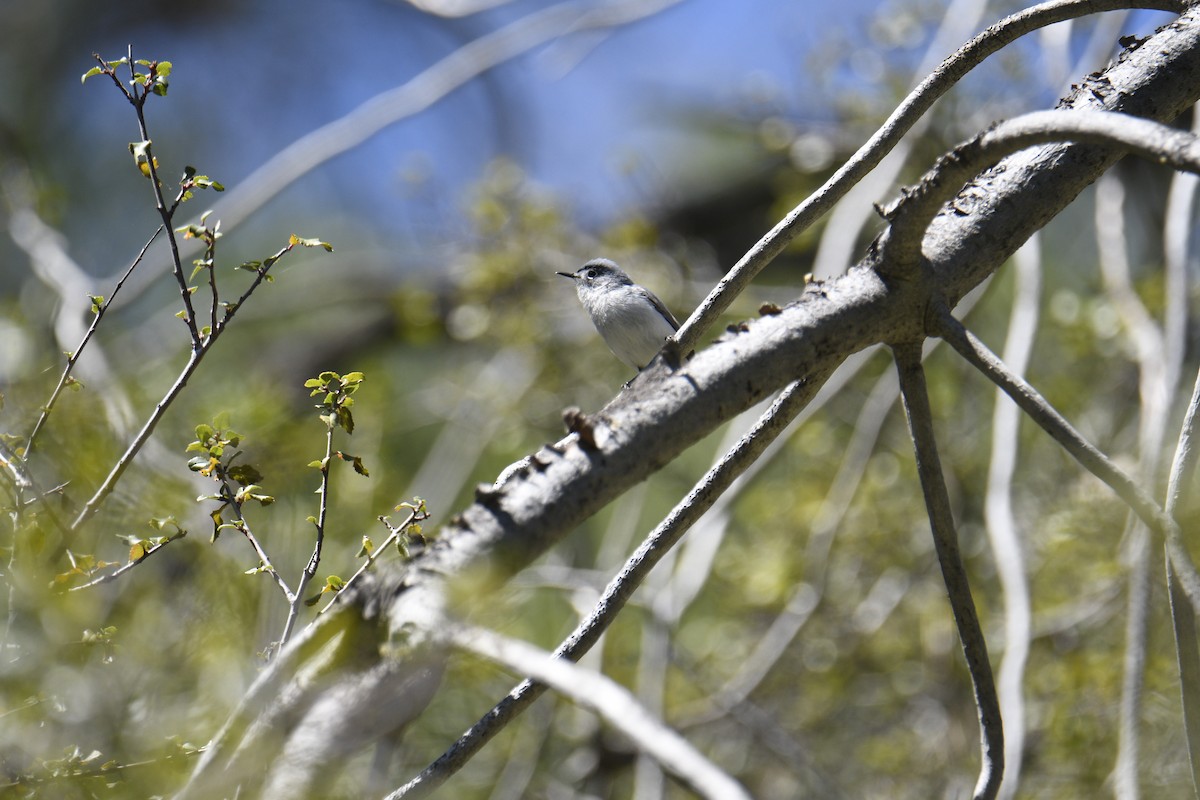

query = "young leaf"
(227, 464), (263, 486)
(289, 234), (334, 252)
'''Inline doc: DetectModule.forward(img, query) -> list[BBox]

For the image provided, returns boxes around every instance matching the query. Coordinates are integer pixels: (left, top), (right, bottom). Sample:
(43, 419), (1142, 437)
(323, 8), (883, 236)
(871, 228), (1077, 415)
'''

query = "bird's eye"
(585, 268), (597, 279)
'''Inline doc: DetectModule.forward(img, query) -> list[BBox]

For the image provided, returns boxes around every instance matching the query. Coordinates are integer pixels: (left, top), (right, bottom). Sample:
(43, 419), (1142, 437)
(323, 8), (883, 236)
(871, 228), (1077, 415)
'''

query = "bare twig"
(23, 225), (163, 457)
(70, 349), (204, 531)
(437, 623), (751, 800)
(930, 308), (1200, 609)
(892, 342), (1003, 800)
(279, 423), (335, 647)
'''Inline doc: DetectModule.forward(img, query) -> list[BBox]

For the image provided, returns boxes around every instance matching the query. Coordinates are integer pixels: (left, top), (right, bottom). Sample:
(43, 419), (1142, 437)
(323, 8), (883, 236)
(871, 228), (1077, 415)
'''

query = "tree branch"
(436, 624), (751, 800)
(893, 342), (1003, 800)
(672, 0), (1185, 353)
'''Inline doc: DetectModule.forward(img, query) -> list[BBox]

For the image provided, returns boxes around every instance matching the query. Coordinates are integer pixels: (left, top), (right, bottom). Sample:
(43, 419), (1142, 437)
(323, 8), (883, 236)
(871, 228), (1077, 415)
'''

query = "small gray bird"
(557, 259), (681, 370)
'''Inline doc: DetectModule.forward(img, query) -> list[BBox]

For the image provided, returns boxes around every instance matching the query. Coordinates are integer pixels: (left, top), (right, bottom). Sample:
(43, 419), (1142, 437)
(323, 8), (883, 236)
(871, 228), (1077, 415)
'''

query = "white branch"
(440, 624), (751, 800)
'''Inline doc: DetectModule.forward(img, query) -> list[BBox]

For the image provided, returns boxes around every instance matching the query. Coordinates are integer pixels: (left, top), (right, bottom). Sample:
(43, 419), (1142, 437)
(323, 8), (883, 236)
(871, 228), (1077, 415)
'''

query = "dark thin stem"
(70, 348), (204, 531)
(215, 476), (294, 605)
(892, 341), (1003, 800)
(124, 49), (200, 347)
(279, 423), (334, 648)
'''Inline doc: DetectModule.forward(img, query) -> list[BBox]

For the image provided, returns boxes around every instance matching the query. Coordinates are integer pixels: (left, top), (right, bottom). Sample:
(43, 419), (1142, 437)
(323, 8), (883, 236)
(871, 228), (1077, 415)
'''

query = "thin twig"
(929, 307), (1200, 610)
(23, 225), (164, 457)
(279, 424), (335, 647)
(892, 341), (1003, 800)
(316, 507), (427, 618)
(66, 529), (187, 591)
(437, 624), (751, 800)
(70, 348), (203, 531)
(215, 476), (294, 605)
(119, 48), (201, 347)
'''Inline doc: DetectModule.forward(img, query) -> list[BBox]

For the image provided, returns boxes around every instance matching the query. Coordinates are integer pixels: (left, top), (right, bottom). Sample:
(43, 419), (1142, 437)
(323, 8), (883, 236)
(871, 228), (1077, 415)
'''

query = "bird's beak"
(555, 271), (575, 279)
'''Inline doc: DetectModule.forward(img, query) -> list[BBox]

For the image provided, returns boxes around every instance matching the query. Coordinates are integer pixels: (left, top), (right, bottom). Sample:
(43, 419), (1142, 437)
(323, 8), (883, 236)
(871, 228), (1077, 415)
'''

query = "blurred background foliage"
(0, 0), (1197, 797)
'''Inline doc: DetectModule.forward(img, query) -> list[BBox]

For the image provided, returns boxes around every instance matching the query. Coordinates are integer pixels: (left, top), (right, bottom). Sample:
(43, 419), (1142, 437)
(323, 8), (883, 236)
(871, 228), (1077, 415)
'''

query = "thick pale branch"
(673, 0), (1185, 353)
(184, 8), (1200, 795)
(394, 380), (814, 796)
(882, 109), (1200, 272)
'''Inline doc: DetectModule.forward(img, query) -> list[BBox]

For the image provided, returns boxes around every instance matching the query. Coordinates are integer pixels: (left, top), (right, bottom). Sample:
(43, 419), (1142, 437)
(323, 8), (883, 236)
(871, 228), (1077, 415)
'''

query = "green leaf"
(81, 66), (104, 83)
(289, 234), (334, 252)
(337, 451), (369, 476)
(227, 464), (263, 486)
(129, 541), (148, 562)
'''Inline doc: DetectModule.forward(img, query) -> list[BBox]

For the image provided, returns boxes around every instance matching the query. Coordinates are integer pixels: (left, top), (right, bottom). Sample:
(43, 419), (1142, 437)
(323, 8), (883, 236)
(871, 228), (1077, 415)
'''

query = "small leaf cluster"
(303, 574), (346, 607)
(178, 165), (225, 203)
(187, 415), (272, 540)
(81, 56), (172, 97)
(238, 235), (334, 282)
(306, 370), (365, 438)
(363, 498), (430, 562)
(50, 553), (120, 590)
(122, 516), (188, 563)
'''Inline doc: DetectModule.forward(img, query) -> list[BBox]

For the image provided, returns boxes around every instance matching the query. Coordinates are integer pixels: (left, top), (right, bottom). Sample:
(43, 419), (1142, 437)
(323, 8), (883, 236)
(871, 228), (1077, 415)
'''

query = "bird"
(557, 258), (681, 370)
